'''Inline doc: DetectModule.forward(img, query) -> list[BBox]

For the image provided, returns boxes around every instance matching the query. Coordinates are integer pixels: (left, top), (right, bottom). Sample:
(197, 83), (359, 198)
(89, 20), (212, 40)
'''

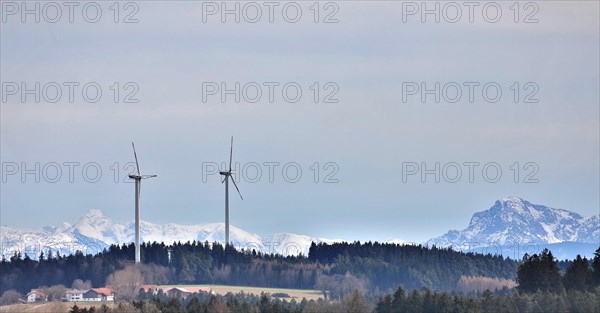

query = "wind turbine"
(128, 142), (157, 263)
(219, 136), (243, 245)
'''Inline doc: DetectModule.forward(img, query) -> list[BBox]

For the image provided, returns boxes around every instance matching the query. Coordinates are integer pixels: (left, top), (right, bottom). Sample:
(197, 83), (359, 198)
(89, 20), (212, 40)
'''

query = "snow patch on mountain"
(386, 239), (410, 245)
(261, 233), (341, 256)
(426, 197), (599, 249)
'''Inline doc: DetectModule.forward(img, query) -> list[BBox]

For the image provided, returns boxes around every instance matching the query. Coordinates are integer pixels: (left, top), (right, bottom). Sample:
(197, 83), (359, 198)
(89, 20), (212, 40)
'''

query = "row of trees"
(1, 241), (519, 295)
(65, 287), (600, 313)
(516, 248), (600, 293)
(374, 287), (600, 313)
(66, 292), (373, 313)
(2, 246), (599, 312)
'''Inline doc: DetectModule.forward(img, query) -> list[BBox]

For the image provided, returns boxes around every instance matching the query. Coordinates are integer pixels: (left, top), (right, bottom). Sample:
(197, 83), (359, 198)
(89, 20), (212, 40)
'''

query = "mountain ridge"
(0, 210), (342, 258)
(1, 197), (597, 260)
(426, 197), (599, 259)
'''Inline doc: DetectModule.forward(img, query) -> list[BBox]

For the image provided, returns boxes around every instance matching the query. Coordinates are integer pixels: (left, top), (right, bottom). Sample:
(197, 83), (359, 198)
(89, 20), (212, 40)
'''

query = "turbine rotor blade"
(222, 175), (227, 183)
(132, 142), (141, 175)
(229, 136), (233, 172)
(142, 175), (157, 179)
(230, 175), (243, 200)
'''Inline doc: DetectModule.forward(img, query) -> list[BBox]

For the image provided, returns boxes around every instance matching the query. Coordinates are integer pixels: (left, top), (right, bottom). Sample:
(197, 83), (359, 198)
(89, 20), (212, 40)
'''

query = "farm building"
(83, 288), (114, 301)
(164, 287), (214, 298)
(63, 287), (114, 302)
(63, 289), (86, 302)
(26, 289), (47, 303)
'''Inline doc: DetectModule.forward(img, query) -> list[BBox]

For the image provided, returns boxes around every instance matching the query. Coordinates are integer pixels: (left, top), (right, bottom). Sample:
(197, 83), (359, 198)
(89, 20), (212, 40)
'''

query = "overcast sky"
(1, 1), (598, 243)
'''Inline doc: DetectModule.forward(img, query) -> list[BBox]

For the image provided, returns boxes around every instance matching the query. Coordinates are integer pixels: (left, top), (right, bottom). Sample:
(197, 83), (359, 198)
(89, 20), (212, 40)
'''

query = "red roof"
(92, 288), (114, 296)
(27, 289), (47, 298)
(165, 287), (212, 294)
(166, 287), (190, 294)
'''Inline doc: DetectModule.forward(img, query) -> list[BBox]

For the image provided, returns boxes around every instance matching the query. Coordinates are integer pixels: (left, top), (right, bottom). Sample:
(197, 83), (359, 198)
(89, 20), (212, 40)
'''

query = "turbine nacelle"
(129, 174), (157, 179)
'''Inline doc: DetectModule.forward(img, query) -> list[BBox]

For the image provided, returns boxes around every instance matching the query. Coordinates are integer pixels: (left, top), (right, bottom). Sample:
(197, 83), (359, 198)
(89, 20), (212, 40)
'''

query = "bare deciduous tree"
(0, 289), (22, 305)
(41, 284), (68, 301)
(138, 263), (171, 285)
(456, 275), (517, 293)
(71, 279), (92, 290)
(315, 272), (367, 300)
(106, 265), (144, 301)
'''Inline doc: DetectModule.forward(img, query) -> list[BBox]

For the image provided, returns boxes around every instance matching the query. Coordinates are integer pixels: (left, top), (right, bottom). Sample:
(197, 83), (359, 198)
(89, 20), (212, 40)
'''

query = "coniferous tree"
(563, 255), (592, 291)
(162, 297), (186, 313)
(69, 305), (81, 313)
(592, 247), (600, 286)
(517, 249), (563, 293)
(391, 287), (405, 313)
(480, 289), (495, 313)
(542, 250), (564, 293)
(375, 294), (393, 313)
(404, 289), (423, 313)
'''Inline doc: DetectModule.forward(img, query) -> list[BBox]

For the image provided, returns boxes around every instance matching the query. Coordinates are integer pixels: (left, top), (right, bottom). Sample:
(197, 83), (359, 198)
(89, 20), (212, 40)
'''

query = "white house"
(64, 289), (86, 302)
(64, 288), (114, 302)
(26, 289), (47, 303)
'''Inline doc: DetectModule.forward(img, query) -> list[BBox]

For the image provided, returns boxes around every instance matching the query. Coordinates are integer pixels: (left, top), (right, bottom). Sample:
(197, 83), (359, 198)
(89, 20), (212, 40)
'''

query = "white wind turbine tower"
(128, 142), (157, 263)
(219, 136), (243, 246)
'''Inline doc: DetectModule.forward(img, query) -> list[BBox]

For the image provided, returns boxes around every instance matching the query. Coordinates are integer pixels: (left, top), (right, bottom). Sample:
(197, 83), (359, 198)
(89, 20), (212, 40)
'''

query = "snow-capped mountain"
(426, 197), (599, 259)
(0, 209), (336, 258)
(2, 197), (596, 261)
(72, 209), (265, 249)
(576, 215), (600, 243)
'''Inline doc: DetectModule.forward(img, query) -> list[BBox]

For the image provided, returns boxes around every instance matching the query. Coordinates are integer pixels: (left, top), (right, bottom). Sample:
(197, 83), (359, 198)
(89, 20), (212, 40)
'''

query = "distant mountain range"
(426, 197), (599, 259)
(0, 209), (338, 258)
(1, 197), (598, 260)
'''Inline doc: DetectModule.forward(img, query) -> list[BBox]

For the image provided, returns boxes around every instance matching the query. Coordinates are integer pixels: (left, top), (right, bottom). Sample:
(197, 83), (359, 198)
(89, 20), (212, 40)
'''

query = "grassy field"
(0, 301), (115, 313)
(159, 284), (324, 301)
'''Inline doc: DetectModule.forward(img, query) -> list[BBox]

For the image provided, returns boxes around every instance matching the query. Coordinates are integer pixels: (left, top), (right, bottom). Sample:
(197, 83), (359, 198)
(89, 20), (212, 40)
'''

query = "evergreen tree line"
(1, 241), (519, 295)
(516, 248), (600, 293)
(376, 246), (600, 313)
(3, 246), (599, 312)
